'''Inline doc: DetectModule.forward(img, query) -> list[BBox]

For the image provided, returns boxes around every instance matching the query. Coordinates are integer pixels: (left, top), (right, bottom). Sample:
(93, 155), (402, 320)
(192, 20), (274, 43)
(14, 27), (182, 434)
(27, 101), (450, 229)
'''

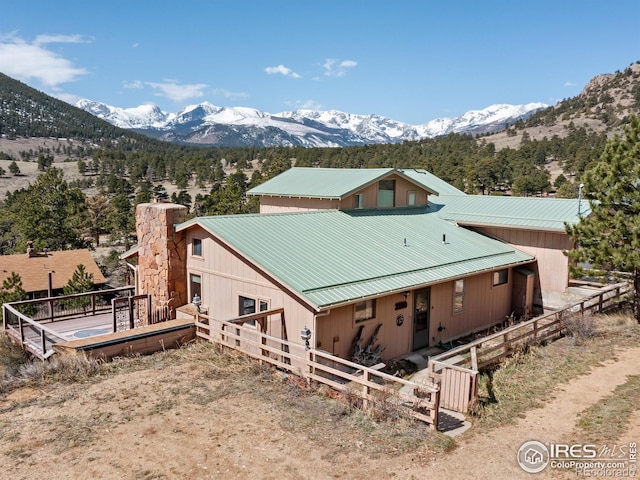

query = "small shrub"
(562, 312), (597, 345)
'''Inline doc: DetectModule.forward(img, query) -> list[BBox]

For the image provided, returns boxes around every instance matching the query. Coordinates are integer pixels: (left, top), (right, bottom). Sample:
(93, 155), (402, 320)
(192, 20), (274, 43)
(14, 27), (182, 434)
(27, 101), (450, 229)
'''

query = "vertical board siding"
(186, 226), (315, 349)
(480, 227), (571, 293)
(429, 271), (513, 344)
(316, 293), (412, 360)
(259, 196), (339, 213)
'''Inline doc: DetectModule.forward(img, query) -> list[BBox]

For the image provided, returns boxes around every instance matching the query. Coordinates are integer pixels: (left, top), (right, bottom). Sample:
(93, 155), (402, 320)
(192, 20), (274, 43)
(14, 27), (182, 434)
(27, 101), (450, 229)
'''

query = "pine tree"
(63, 264), (95, 295)
(566, 116), (640, 321)
(62, 264), (95, 312)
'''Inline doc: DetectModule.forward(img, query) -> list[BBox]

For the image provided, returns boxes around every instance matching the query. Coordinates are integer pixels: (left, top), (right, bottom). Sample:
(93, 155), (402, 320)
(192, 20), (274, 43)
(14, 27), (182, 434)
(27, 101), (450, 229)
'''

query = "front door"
(413, 287), (431, 350)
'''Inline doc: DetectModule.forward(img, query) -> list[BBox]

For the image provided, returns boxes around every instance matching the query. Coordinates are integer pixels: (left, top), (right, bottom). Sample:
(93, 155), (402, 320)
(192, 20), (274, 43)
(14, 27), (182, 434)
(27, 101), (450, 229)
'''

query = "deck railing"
(195, 310), (441, 430)
(427, 282), (631, 413)
(2, 287), (135, 359)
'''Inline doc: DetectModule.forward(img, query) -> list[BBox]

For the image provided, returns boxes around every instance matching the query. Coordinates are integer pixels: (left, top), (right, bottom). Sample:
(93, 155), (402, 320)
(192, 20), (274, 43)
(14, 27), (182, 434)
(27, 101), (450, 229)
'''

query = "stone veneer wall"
(135, 202), (188, 310)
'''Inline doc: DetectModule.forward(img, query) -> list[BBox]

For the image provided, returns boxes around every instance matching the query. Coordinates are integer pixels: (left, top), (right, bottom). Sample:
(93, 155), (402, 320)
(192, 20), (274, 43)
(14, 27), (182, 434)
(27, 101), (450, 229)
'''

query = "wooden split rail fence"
(195, 310), (441, 430)
(427, 282), (630, 413)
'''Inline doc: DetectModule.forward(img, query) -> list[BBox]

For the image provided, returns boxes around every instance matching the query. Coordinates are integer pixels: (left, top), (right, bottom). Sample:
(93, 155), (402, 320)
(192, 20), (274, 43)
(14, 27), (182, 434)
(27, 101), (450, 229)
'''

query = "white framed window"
(493, 269), (508, 286)
(378, 180), (396, 207)
(354, 193), (365, 209)
(354, 299), (376, 323)
(453, 279), (465, 313)
(239, 295), (270, 327)
(408, 191), (417, 206)
(192, 238), (202, 257)
(190, 274), (202, 301)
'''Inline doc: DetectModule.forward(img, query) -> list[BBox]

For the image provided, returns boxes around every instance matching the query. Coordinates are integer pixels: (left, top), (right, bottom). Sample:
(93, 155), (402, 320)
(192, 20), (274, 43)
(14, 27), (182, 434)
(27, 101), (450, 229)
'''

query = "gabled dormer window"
(378, 180), (396, 207)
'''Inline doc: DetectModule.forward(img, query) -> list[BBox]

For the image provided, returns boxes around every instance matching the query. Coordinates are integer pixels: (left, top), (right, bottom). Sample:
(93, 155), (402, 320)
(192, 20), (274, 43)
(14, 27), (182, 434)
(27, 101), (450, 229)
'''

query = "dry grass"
(574, 374), (640, 443)
(471, 312), (640, 430)
(0, 339), (452, 459)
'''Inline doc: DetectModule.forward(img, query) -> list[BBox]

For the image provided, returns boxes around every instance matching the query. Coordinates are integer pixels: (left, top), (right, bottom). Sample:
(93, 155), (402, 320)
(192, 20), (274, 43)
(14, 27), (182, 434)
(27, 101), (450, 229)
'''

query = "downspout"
(313, 309), (331, 351)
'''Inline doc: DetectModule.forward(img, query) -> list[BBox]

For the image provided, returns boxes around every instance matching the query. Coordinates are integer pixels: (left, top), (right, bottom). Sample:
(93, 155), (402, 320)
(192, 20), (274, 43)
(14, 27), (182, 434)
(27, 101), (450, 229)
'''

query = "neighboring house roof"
(247, 167), (439, 199)
(0, 249), (107, 293)
(433, 194), (590, 232)
(398, 169), (466, 196)
(176, 209), (534, 310)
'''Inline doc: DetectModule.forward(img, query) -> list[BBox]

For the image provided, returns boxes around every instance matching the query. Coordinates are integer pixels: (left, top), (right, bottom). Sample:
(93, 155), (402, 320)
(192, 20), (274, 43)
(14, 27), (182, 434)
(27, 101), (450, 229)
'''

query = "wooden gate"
(429, 361), (478, 413)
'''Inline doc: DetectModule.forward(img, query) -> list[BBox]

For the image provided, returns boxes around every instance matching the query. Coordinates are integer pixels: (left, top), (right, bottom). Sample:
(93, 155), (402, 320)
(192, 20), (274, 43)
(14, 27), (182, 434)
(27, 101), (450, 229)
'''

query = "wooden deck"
(3, 288), (195, 360)
(53, 318), (196, 360)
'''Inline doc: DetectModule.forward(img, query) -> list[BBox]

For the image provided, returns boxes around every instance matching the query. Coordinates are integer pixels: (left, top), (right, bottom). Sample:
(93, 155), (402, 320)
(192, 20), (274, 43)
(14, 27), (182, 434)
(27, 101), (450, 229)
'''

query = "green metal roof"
(247, 167), (438, 199)
(177, 209), (534, 310)
(398, 169), (466, 196)
(434, 194), (590, 232)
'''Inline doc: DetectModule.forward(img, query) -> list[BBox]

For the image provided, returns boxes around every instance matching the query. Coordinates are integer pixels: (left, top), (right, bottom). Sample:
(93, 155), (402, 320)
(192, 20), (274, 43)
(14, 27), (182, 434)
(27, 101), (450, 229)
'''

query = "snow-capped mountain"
(75, 99), (547, 148)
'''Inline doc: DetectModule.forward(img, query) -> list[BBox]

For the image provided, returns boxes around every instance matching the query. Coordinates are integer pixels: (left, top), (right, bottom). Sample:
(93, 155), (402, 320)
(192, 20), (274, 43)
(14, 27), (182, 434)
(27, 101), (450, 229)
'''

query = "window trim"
(407, 191), (417, 206)
(453, 279), (465, 313)
(354, 193), (365, 209)
(192, 238), (203, 257)
(493, 269), (509, 287)
(189, 273), (202, 303)
(377, 179), (396, 208)
(354, 299), (376, 324)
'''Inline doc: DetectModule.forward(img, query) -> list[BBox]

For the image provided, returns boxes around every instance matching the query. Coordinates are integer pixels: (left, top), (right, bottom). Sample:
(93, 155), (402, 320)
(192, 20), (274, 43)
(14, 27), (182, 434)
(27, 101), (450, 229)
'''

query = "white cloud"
(145, 81), (208, 102)
(132, 42), (139, 48)
(284, 99), (323, 110)
(123, 80), (144, 89)
(34, 34), (92, 45)
(265, 64), (301, 78)
(564, 81), (576, 87)
(0, 34), (89, 86)
(211, 88), (249, 99)
(323, 58), (357, 77)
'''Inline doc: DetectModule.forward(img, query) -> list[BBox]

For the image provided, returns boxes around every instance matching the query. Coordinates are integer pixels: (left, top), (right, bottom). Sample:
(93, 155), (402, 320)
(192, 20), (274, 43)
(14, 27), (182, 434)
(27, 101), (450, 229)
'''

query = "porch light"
(192, 294), (201, 313)
(300, 326), (312, 350)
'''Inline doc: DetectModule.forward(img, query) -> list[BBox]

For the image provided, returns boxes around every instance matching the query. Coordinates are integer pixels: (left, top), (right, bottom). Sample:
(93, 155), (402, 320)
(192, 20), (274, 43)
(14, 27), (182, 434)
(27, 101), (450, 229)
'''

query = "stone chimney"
(135, 203), (188, 309)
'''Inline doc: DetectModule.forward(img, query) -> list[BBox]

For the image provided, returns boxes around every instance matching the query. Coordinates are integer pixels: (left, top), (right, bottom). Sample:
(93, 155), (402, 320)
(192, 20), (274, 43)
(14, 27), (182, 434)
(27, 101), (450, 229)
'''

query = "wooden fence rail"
(195, 311), (441, 430)
(427, 282), (630, 413)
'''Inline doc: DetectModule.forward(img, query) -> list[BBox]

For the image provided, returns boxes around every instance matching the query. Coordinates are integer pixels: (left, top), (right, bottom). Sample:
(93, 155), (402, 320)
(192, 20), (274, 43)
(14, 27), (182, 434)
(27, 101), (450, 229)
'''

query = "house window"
(239, 296), (269, 327)
(407, 191), (417, 206)
(453, 279), (465, 313)
(190, 274), (202, 301)
(239, 296), (256, 316)
(354, 299), (376, 323)
(354, 193), (365, 209)
(493, 269), (508, 286)
(192, 238), (202, 257)
(378, 180), (396, 207)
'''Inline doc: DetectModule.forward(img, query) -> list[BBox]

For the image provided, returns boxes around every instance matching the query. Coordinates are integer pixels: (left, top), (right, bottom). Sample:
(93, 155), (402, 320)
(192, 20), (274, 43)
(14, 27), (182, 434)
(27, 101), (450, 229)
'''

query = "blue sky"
(1, 0), (639, 125)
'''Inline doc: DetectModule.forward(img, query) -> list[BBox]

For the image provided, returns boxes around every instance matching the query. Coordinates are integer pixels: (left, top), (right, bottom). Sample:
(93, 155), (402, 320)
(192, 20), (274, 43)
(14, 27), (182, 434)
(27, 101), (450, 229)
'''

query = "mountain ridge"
(75, 99), (547, 148)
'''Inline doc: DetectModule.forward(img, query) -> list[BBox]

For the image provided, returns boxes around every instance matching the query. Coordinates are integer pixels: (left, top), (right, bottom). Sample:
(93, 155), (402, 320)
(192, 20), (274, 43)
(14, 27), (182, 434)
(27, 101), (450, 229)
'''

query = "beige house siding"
(428, 270), (514, 344)
(477, 227), (571, 293)
(315, 268), (517, 361)
(259, 196), (340, 213)
(315, 292), (413, 360)
(257, 173), (430, 214)
(185, 226), (316, 346)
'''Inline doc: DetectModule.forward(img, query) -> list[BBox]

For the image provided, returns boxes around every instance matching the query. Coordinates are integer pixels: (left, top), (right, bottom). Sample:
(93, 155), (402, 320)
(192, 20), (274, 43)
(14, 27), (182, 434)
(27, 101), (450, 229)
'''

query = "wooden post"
(128, 297), (135, 330)
(362, 369), (371, 409)
(470, 346), (478, 371)
(306, 350), (313, 387)
(41, 330), (46, 357)
(91, 292), (96, 316)
(598, 293), (603, 313)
